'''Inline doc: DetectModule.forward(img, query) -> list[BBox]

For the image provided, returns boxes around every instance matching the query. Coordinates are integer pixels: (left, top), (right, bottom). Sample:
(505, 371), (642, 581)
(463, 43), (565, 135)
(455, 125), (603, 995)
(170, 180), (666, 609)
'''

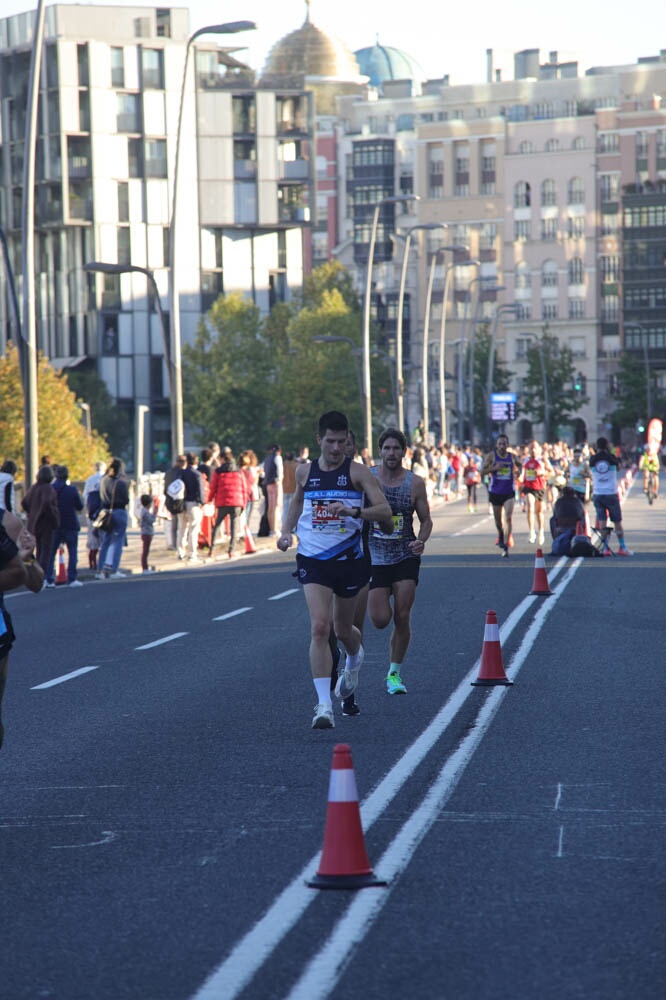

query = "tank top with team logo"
(296, 457), (364, 560)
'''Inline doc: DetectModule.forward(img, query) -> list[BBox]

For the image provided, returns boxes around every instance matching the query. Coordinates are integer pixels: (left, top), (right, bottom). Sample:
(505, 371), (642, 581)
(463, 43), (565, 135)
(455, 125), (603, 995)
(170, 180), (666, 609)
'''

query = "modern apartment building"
(0, 5), (315, 466)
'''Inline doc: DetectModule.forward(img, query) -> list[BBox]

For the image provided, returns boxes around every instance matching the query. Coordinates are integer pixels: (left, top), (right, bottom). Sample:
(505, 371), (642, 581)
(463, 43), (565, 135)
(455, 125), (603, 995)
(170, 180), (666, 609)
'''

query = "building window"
(118, 181), (129, 222)
(541, 179), (557, 206)
(542, 260), (558, 287)
(514, 181), (531, 208)
(598, 132), (619, 153)
(518, 140), (535, 154)
(117, 93), (141, 133)
(601, 255), (620, 282)
(568, 257), (584, 285)
(515, 303), (531, 320)
(541, 217), (558, 241)
(567, 177), (585, 204)
(111, 47), (124, 88)
(515, 261), (531, 289)
(144, 139), (167, 178)
(567, 216), (585, 239)
(542, 302), (558, 320)
(128, 137), (143, 177)
(141, 49), (165, 90)
(232, 95), (256, 134)
(77, 43), (89, 87)
(117, 227), (131, 265)
(545, 138), (560, 152)
(568, 299), (585, 319)
(599, 174), (619, 202)
(427, 144), (443, 198)
(514, 219), (531, 241)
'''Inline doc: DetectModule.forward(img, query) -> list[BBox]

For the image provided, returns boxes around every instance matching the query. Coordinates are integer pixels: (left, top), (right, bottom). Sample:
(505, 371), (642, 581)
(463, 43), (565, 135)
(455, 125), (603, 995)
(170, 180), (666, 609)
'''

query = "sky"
(2, 0), (665, 85)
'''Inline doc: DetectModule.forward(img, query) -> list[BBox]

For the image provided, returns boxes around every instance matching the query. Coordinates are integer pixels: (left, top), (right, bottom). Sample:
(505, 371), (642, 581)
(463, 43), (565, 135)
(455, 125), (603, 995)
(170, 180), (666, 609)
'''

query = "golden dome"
(262, 8), (363, 82)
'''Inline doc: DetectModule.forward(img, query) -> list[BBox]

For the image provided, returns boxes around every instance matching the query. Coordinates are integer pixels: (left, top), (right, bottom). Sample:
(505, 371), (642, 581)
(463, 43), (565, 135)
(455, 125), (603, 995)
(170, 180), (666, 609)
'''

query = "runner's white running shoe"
(335, 645), (364, 700)
(312, 704), (335, 729)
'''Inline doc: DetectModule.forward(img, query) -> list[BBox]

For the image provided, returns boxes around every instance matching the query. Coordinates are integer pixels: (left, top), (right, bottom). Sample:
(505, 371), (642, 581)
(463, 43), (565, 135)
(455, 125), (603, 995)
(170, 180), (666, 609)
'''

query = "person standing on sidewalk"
(45, 465), (84, 588)
(97, 458), (130, 579)
(139, 494), (157, 573)
(277, 410), (392, 730)
(177, 452), (205, 563)
(367, 428), (432, 695)
(208, 449), (250, 558)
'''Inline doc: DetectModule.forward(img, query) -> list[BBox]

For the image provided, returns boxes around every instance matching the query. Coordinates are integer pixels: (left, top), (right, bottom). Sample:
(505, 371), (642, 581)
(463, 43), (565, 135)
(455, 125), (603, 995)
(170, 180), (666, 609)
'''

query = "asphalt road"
(1, 480), (664, 1000)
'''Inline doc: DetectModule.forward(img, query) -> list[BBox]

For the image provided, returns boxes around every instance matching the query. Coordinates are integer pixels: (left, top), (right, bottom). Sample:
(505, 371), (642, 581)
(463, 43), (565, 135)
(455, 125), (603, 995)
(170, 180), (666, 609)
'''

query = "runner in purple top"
(481, 433), (522, 558)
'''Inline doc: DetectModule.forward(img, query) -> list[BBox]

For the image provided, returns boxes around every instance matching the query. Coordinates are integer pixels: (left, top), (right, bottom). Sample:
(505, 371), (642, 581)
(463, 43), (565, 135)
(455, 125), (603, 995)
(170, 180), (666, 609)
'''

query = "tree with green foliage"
(0, 343), (111, 481)
(181, 262), (385, 456)
(607, 351), (664, 437)
(521, 327), (589, 440)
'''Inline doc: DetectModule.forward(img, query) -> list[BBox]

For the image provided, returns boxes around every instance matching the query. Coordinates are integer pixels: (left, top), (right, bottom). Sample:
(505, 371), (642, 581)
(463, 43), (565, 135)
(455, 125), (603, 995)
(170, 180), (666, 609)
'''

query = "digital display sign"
(490, 392), (517, 422)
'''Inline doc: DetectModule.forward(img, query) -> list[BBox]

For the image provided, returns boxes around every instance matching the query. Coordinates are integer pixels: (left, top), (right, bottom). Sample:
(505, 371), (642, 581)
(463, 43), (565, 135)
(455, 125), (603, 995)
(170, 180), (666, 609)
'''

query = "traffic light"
(637, 420), (646, 433)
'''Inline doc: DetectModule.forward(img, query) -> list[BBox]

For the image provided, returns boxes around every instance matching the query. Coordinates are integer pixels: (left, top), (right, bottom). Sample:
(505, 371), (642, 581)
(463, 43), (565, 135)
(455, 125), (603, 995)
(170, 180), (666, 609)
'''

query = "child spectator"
(139, 494), (156, 573)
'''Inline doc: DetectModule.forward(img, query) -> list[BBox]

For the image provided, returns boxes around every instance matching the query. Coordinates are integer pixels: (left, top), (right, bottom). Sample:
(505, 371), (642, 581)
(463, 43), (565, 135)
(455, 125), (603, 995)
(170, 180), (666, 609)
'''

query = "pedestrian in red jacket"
(207, 449), (250, 557)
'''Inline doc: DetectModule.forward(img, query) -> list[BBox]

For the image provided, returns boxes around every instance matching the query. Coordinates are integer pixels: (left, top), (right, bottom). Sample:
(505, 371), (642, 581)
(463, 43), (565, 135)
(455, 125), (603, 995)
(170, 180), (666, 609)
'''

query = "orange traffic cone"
(307, 743), (387, 890)
(530, 547), (553, 596)
(472, 610), (512, 687)
(56, 546), (67, 585)
(244, 524), (257, 554)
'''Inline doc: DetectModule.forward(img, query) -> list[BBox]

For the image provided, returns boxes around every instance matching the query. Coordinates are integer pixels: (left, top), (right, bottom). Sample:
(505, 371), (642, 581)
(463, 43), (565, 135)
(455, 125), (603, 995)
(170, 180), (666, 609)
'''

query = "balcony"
(278, 159), (309, 181)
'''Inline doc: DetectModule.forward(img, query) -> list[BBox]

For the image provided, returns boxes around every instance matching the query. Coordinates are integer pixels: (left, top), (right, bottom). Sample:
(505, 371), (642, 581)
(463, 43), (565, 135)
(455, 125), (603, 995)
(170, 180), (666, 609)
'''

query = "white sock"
(345, 646), (363, 671)
(314, 678), (332, 706)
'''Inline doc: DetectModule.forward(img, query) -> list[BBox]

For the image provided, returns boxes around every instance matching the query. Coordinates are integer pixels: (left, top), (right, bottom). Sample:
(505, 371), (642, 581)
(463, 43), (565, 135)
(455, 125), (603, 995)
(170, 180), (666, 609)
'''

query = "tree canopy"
(0, 343), (111, 481)
(520, 327), (588, 440)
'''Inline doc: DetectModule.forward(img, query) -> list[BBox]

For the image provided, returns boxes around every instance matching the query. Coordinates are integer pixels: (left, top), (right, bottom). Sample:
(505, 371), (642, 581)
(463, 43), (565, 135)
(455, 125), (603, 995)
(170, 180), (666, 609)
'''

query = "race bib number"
(525, 468), (536, 481)
(496, 462), (512, 480)
(311, 500), (347, 533)
(373, 513), (404, 540)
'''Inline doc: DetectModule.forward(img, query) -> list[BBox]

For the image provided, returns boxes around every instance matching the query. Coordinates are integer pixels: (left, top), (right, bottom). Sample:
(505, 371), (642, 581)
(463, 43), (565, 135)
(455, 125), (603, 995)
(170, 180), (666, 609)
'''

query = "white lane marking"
(268, 589), (299, 601)
(135, 632), (188, 650)
(452, 515), (493, 536)
(554, 783), (563, 811)
(51, 830), (117, 850)
(213, 608), (252, 621)
(286, 558), (582, 1000)
(31, 666), (99, 690)
(190, 557), (573, 1000)
(557, 826), (565, 858)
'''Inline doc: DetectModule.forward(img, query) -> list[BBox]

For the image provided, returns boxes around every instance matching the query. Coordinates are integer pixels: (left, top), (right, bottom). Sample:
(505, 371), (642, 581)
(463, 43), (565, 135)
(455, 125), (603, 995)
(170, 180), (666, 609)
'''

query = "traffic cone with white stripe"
(56, 546), (67, 585)
(307, 743), (387, 890)
(530, 547), (553, 596)
(472, 610), (512, 686)
(243, 524), (256, 554)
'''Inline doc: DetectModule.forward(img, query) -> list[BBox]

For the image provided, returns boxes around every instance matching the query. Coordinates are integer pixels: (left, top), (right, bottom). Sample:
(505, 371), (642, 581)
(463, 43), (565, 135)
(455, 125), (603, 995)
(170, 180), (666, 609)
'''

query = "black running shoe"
(342, 697), (360, 716)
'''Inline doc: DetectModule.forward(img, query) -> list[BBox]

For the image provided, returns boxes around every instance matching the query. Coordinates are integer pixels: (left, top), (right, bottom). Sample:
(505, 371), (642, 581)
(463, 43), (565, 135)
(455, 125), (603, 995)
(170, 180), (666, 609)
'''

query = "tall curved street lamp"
(169, 20), (256, 457)
(437, 255), (474, 445)
(363, 194), (417, 456)
(421, 245), (467, 446)
(456, 264), (481, 441)
(395, 223), (446, 434)
(468, 283), (505, 445)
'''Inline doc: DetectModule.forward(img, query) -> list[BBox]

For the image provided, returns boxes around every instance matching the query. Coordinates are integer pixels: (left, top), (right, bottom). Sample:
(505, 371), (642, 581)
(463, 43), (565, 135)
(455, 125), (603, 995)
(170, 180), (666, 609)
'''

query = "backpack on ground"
(165, 477), (185, 515)
(568, 533), (601, 558)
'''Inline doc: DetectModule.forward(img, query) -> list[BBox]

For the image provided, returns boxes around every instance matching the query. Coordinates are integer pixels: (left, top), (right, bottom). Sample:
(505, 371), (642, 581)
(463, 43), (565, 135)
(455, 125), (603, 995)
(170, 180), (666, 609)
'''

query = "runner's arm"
(408, 478), (433, 555)
(276, 464), (307, 550)
(344, 464), (393, 525)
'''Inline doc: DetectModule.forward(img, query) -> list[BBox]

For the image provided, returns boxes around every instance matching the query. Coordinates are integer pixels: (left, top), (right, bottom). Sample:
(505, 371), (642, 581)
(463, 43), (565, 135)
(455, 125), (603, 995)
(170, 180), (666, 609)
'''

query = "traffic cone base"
(530, 547), (553, 596)
(244, 525), (257, 554)
(307, 743), (387, 890)
(472, 610), (513, 687)
(56, 546), (67, 585)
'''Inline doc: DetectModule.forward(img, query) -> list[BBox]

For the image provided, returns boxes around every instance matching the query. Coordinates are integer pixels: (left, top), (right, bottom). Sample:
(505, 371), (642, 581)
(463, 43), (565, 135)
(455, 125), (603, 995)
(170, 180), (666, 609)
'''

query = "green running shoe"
(386, 671), (407, 695)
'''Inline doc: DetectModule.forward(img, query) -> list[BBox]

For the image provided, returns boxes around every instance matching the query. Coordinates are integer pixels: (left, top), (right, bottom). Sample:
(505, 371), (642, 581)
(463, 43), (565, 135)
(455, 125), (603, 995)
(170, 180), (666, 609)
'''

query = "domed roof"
(262, 8), (362, 82)
(354, 41), (426, 89)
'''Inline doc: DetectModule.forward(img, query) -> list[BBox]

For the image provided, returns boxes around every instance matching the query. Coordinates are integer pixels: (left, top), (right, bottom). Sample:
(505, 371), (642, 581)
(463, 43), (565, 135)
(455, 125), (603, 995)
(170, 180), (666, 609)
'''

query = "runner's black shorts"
(369, 556), (421, 590)
(521, 487), (545, 501)
(488, 490), (515, 507)
(295, 552), (370, 597)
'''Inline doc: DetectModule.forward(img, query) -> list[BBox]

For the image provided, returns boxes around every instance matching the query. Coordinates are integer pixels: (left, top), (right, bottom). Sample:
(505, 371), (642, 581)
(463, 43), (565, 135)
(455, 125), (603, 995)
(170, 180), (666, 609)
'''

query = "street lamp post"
(456, 264), (481, 442)
(363, 194), (417, 457)
(135, 404), (150, 478)
(485, 303), (518, 442)
(468, 284), (505, 445)
(169, 20), (256, 457)
(78, 401), (92, 436)
(395, 223), (445, 434)
(84, 261), (172, 450)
